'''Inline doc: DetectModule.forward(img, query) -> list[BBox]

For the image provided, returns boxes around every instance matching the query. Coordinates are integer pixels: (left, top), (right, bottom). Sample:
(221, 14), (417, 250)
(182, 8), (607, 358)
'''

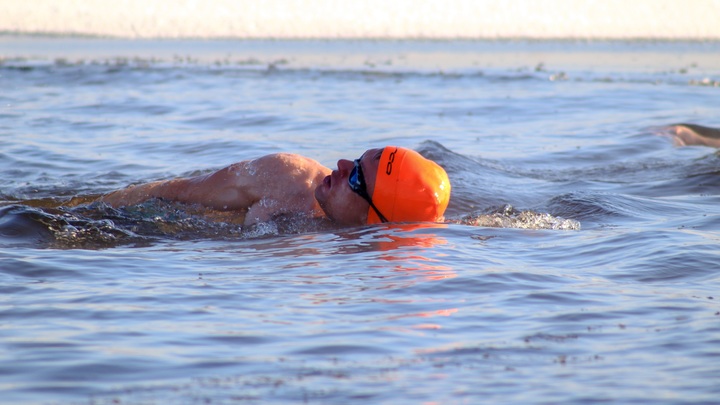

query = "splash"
(0, 198), (343, 248)
(454, 205), (581, 231)
(0, 199), (578, 249)
(0, 200), (249, 248)
(0, 204), (144, 249)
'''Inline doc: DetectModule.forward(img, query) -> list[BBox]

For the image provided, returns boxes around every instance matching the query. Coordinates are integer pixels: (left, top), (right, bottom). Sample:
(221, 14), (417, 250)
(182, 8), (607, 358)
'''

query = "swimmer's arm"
(99, 153), (323, 226)
(664, 124), (720, 148)
(99, 162), (261, 211)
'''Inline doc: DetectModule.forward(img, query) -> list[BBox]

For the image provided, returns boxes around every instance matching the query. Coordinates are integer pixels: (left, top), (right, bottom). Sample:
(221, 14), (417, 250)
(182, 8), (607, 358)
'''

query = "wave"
(0, 200), (578, 250)
(2, 0), (720, 40)
(2, 56), (717, 89)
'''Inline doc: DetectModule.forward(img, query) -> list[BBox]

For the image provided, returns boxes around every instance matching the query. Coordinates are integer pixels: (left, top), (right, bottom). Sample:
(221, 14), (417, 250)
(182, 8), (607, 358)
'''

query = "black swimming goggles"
(348, 158), (389, 223)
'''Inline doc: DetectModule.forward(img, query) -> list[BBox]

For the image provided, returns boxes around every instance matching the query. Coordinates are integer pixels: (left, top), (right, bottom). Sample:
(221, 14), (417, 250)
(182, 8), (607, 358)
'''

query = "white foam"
(1, 0), (719, 39)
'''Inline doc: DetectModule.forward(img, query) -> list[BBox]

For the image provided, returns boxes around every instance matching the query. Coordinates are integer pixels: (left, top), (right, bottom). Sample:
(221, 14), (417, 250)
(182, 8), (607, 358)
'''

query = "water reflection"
(372, 223), (456, 282)
(358, 223), (460, 332)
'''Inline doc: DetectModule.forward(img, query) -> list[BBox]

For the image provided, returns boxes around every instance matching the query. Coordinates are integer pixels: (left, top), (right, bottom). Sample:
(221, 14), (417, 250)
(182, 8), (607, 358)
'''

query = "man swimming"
(99, 146), (451, 227)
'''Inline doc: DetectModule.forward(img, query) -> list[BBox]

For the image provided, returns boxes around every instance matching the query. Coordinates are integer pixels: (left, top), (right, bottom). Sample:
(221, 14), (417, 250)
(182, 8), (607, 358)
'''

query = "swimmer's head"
(365, 146), (451, 224)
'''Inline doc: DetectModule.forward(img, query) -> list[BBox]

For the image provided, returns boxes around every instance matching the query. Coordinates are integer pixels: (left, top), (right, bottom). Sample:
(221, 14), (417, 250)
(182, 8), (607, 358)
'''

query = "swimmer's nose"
(337, 159), (354, 175)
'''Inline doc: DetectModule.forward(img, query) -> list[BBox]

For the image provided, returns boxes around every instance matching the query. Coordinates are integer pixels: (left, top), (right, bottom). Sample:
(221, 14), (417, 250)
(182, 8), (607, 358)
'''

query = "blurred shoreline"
(2, 37), (719, 77)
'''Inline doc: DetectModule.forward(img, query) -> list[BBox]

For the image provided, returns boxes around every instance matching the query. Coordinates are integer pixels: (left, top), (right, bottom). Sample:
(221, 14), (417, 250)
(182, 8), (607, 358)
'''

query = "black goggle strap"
(352, 160), (389, 223)
(367, 199), (389, 223)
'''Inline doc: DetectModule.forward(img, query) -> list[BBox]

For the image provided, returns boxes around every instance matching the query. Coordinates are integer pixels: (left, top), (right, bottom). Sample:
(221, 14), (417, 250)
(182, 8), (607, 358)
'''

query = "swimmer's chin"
(314, 175), (330, 198)
(313, 182), (330, 218)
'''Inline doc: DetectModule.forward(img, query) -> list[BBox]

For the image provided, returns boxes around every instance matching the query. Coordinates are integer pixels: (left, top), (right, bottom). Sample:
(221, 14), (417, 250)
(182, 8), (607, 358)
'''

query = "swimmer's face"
(314, 148), (383, 225)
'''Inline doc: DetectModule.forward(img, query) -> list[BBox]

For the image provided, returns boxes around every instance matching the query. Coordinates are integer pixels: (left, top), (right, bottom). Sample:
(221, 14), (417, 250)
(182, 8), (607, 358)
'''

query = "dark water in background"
(1, 38), (720, 404)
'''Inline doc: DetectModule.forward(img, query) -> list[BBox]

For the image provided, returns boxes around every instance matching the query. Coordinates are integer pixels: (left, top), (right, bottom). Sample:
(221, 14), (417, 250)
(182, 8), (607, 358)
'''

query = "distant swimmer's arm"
(664, 124), (720, 148)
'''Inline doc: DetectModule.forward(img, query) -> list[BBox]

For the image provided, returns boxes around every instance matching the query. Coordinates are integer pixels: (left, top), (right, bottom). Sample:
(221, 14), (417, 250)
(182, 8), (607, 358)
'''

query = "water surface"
(1, 38), (719, 404)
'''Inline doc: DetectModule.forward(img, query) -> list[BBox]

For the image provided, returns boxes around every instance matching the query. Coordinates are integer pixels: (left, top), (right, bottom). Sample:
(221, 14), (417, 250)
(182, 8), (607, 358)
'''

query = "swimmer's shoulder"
(250, 153), (329, 177)
(256, 152), (323, 165)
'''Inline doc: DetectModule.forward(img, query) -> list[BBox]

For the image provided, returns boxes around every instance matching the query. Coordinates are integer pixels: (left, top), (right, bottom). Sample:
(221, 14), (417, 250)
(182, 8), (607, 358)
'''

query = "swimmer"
(661, 123), (720, 148)
(99, 147), (451, 227)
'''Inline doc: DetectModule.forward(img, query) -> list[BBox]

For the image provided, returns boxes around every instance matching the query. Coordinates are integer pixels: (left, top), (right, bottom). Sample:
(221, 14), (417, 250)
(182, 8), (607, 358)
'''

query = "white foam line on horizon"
(1, 0), (720, 40)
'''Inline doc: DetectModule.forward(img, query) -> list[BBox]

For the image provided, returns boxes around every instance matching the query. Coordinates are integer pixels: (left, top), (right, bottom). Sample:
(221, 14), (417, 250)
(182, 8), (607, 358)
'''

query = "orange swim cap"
(367, 147), (451, 224)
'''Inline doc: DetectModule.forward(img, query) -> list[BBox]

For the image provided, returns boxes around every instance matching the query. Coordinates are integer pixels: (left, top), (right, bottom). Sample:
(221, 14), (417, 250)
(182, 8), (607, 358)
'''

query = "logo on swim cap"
(367, 146), (451, 224)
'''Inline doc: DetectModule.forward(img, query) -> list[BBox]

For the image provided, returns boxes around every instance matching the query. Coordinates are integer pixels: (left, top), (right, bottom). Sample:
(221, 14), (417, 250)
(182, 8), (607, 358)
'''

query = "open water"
(1, 37), (720, 404)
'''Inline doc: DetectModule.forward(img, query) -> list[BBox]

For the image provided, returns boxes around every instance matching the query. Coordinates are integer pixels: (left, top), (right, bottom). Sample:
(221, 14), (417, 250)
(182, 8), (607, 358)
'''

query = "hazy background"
(1, 0), (720, 39)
